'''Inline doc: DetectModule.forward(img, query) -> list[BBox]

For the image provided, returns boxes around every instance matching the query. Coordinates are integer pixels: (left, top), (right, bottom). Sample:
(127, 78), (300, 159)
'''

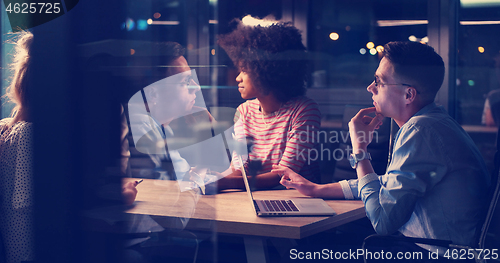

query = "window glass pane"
(457, 1), (500, 172)
(1, 7), (15, 119)
(305, 0), (427, 121)
(457, 3), (500, 125)
(2, 0), (497, 261)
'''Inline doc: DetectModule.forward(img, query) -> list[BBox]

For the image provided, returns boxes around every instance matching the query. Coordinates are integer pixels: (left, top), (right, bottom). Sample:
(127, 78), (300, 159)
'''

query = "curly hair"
(4, 30), (33, 117)
(383, 41), (445, 104)
(218, 22), (308, 102)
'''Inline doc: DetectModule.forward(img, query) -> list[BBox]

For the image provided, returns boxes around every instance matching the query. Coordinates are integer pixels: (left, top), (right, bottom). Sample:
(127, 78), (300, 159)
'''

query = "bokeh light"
(241, 15), (277, 27)
(329, 32), (339, 41)
(359, 48), (367, 55)
(124, 18), (135, 31)
(366, 42), (375, 49)
(137, 20), (148, 30)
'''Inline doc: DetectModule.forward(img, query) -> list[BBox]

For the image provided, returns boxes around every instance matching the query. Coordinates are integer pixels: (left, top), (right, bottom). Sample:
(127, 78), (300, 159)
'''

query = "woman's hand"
(272, 165), (319, 197)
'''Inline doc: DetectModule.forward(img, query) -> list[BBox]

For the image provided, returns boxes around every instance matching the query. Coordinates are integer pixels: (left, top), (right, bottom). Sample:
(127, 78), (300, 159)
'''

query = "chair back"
(478, 169), (500, 249)
(477, 127), (500, 251)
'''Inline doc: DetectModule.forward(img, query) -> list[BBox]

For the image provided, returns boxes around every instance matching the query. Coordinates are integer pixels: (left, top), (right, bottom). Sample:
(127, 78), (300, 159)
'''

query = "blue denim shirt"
(340, 103), (490, 247)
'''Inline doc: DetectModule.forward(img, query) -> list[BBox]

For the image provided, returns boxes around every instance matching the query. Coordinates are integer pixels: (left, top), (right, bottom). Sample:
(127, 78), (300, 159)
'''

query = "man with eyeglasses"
(126, 42), (206, 181)
(273, 41), (490, 260)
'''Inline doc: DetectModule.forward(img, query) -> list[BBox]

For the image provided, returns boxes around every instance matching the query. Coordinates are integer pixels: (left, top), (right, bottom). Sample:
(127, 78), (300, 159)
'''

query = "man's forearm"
(353, 147), (376, 179)
(313, 183), (346, 199)
(356, 159), (376, 179)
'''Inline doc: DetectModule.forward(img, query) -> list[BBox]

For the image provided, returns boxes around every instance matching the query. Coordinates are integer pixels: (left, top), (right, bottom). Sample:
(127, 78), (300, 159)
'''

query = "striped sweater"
(232, 96), (321, 181)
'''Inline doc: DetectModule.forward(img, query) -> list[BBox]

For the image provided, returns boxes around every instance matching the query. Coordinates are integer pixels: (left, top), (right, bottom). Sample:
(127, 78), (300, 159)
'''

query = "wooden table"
(126, 179), (366, 262)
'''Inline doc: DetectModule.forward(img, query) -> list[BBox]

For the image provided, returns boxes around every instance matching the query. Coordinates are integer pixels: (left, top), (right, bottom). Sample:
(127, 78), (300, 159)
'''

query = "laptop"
(238, 156), (336, 217)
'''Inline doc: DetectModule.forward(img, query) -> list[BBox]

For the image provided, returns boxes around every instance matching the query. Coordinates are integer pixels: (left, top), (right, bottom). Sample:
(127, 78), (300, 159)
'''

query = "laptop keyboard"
(256, 200), (299, 212)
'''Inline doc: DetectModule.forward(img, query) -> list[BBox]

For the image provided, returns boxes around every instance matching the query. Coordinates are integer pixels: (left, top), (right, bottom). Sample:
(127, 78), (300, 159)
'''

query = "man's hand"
(189, 167), (206, 183)
(122, 181), (139, 205)
(348, 107), (384, 153)
(188, 167), (225, 195)
(272, 165), (319, 197)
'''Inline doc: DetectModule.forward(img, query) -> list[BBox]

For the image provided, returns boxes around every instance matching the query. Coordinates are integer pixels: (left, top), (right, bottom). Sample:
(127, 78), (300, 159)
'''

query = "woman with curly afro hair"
(216, 20), (321, 190)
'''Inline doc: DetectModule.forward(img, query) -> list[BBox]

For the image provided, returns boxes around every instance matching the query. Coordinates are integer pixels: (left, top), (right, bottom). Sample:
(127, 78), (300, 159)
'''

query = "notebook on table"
(237, 156), (335, 217)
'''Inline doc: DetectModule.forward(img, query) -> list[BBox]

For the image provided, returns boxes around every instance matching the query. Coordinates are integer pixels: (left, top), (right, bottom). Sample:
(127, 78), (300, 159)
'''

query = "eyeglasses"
(373, 78), (420, 94)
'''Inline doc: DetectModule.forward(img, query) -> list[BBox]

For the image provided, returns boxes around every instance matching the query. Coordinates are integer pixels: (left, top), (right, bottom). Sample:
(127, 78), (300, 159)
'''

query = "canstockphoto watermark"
(289, 248), (425, 261)
(289, 248), (500, 261)
(295, 126), (378, 164)
(296, 144), (358, 164)
(296, 125), (379, 145)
